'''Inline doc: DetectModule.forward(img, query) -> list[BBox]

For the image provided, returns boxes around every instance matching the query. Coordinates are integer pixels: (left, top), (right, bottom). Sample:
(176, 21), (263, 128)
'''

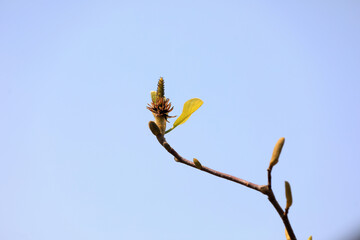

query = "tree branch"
(267, 169), (296, 239)
(154, 133), (297, 240)
(267, 168), (272, 188)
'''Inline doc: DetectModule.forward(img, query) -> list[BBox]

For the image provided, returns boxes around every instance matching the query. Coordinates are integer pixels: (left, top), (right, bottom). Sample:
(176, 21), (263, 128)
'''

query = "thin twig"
(154, 133), (297, 240)
(267, 169), (296, 239)
(267, 167), (272, 189)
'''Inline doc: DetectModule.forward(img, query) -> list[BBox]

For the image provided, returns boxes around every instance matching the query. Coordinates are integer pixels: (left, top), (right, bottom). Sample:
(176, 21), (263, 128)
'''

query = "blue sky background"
(1, 1), (360, 239)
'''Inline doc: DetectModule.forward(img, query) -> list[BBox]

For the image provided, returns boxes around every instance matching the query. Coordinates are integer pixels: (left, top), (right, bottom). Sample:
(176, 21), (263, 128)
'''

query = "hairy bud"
(148, 121), (161, 136)
(269, 137), (285, 169)
(193, 158), (202, 169)
(285, 181), (293, 210)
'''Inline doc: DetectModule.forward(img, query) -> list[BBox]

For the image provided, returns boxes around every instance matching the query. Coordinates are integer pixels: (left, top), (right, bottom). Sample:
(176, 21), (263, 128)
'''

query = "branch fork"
(147, 78), (299, 239)
(149, 123), (296, 240)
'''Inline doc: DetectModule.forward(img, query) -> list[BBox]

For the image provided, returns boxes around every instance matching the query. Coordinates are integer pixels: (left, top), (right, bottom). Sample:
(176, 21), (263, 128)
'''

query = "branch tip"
(269, 137), (285, 169)
(152, 129), (296, 239)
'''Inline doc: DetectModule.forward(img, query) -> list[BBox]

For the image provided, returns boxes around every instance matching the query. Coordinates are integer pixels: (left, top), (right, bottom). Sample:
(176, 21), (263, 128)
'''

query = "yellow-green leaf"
(308, 236), (312, 240)
(165, 98), (203, 134)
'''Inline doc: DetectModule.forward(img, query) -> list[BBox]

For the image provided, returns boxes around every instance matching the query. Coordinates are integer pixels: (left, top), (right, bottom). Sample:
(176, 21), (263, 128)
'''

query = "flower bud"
(269, 137), (285, 169)
(148, 121), (161, 136)
(285, 181), (293, 209)
(193, 158), (202, 169)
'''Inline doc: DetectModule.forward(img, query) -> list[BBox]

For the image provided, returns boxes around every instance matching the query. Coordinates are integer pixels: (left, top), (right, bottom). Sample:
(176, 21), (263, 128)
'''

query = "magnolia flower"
(146, 77), (175, 134)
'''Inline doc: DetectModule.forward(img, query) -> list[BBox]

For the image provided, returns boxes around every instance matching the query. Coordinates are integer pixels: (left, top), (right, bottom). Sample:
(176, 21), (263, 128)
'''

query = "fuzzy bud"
(285, 181), (293, 210)
(193, 158), (202, 169)
(148, 121), (161, 136)
(269, 137), (285, 169)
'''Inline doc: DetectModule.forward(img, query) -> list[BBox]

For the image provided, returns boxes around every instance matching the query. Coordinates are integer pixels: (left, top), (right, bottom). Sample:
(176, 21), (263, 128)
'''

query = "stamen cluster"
(147, 97), (175, 122)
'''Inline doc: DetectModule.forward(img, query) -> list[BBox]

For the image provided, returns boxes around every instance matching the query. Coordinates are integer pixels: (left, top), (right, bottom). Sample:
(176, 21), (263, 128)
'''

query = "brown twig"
(267, 167), (273, 189)
(154, 133), (297, 240)
(267, 167), (296, 239)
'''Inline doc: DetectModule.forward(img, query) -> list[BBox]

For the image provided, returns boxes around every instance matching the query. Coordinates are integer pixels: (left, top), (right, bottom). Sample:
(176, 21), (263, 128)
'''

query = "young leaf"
(165, 98), (203, 134)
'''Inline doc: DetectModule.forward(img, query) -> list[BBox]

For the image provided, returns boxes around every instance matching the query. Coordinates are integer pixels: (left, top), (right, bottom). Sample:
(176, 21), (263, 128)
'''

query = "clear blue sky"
(1, 1), (360, 239)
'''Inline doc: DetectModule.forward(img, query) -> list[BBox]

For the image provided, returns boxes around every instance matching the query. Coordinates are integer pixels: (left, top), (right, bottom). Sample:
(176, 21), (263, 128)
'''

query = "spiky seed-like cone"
(157, 77), (165, 98)
(147, 77), (176, 135)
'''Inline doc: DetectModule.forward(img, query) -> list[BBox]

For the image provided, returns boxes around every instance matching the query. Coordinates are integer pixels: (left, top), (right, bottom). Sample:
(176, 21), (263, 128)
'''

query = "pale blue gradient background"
(1, 1), (360, 240)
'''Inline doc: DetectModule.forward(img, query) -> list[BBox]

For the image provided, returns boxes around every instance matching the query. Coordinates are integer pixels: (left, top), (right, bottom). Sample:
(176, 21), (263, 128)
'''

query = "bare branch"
(153, 133), (297, 240)
(156, 135), (264, 192)
(267, 167), (272, 189)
